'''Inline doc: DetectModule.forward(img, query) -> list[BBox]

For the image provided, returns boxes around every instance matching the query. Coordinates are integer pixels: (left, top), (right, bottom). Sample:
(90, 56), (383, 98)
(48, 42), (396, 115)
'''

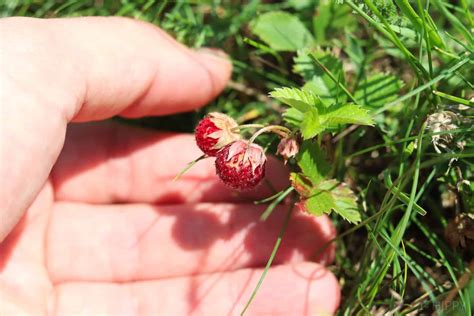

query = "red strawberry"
(195, 112), (241, 156)
(215, 140), (266, 190)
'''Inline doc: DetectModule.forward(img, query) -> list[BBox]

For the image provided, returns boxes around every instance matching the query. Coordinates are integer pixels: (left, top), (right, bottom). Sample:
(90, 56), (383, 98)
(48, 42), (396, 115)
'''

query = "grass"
(2, 1), (473, 315)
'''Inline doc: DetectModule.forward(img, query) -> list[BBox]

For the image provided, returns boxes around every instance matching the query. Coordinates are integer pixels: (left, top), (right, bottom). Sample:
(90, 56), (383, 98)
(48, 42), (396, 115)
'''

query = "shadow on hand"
(50, 121), (335, 314)
(152, 200), (335, 314)
(52, 121), (290, 205)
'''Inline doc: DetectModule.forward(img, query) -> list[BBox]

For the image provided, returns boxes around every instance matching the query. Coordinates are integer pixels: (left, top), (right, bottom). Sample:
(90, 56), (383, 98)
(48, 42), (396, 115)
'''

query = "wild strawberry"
(215, 140), (266, 190)
(195, 112), (241, 156)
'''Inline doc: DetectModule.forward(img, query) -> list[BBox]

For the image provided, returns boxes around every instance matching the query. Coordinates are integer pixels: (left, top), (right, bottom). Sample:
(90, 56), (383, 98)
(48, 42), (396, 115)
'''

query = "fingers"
(2, 17), (232, 121)
(52, 122), (289, 204)
(46, 202), (335, 283)
(54, 17), (231, 120)
(1, 17), (230, 240)
(51, 262), (340, 315)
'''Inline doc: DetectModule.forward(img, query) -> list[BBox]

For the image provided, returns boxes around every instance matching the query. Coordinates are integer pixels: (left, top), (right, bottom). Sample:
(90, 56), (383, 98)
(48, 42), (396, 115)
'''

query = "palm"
(1, 123), (339, 315)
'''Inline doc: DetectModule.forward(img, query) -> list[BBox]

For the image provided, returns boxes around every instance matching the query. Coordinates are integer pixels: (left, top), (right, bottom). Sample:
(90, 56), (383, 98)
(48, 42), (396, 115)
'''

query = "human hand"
(0, 17), (340, 315)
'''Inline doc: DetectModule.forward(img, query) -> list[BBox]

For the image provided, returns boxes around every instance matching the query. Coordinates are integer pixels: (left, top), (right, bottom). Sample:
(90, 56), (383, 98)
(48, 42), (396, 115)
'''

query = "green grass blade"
(241, 204), (294, 315)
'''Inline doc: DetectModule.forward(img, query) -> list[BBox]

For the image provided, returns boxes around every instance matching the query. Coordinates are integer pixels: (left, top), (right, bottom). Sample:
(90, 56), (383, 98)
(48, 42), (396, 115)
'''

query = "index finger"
(2, 16), (232, 121)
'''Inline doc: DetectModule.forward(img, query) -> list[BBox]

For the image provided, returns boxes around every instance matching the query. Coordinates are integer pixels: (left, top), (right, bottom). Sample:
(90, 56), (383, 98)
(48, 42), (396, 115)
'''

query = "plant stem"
(231, 124), (265, 132)
(240, 204), (294, 315)
(308, 53), (358, 104)
(173, 155), (207, 181)
(260, 187), (294, 221)
(248, 125), (291, 144)
(433, 90), (474, 106)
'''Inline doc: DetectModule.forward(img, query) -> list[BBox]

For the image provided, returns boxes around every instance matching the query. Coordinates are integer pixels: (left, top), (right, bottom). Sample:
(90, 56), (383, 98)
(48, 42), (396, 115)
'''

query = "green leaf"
(301, 107), (325, 139)
(293, 49), (317, 81)
(303, 180), (361, 223)
(298, 179), (361, 223)
(289, 172), (313, 197)
(344, 32), (365, 72)
(300, 103), (373, 139)
(287, 0), (312, 10)
(318, 180), (361, 224)
(282, 107), (304, 126)
(273, 86), (374, 138)
(305, 190), (335, 216)
(270, 87), (318, 112)
(313, 1), (357, 44)
(354, 73), (403, 110)
(403, 141), (415, 156)
(325, 103), (374, 126)
(296, 141), (330, 184)
(294, 49), (347, 105)
(250, 11), (314, 51)
(270, 87), (373, 139)
(293, 142), (361, 223)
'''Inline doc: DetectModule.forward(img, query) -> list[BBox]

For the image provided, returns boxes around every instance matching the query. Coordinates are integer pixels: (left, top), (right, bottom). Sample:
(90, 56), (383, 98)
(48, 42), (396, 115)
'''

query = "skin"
(0, 17), (340, 315)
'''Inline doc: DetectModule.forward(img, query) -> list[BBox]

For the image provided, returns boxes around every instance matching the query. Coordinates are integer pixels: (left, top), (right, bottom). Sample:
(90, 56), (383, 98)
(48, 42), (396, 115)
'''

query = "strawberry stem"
(173, 154), (207, 181)
(248, 125), (291, 144)
(231, 124), (265, 132)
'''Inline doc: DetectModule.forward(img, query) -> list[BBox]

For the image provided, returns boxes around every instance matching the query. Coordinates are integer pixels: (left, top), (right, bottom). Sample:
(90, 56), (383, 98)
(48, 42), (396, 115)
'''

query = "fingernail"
(196, 47), (230, 61)
(195, 47), (233, 77)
